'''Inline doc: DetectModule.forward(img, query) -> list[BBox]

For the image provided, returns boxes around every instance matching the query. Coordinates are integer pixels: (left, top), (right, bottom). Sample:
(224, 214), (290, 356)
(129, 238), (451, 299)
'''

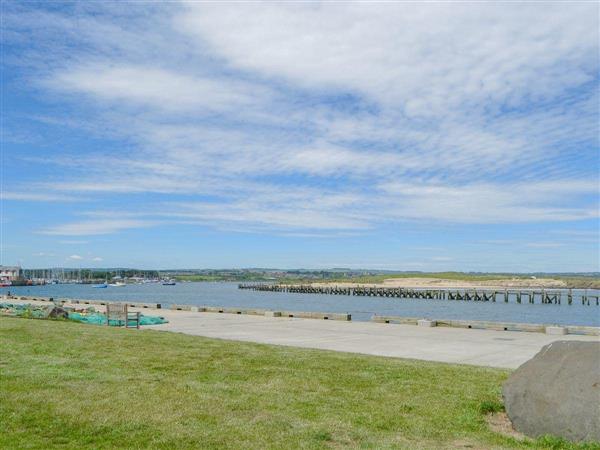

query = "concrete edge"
(371, 314), (600, 336)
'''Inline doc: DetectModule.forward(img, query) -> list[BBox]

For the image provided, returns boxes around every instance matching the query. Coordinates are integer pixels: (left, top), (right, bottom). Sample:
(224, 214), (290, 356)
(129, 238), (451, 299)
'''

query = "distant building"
(0, 266), (21, 282)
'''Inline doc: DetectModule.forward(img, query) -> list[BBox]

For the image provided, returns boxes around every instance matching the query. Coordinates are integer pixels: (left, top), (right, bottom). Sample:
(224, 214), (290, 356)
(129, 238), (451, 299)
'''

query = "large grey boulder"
(503, 341), (600, 442)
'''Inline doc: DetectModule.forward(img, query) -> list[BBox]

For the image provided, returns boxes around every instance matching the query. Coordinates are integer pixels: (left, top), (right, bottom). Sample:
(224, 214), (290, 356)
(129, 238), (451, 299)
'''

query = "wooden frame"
(106, 303), (140, 329)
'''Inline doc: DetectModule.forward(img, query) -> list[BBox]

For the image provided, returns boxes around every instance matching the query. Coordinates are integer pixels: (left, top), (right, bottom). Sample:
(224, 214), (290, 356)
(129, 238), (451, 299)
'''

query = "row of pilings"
(238, 284), (599, 305)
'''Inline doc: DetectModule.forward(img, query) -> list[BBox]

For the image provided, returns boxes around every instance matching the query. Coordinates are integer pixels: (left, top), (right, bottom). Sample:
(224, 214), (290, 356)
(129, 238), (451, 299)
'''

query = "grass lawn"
(1, 318), (597, 449)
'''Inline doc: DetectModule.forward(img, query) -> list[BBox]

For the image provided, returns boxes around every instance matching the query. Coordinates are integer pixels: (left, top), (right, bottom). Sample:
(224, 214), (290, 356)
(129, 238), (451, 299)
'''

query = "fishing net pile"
(0, 302), (168, 326)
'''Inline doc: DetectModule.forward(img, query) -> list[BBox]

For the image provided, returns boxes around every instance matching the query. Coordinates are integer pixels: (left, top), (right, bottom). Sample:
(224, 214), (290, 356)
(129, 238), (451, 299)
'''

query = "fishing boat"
(93, 283), (108, 288)
(0, 281), (11, 288)
(162, 279), (176, 286)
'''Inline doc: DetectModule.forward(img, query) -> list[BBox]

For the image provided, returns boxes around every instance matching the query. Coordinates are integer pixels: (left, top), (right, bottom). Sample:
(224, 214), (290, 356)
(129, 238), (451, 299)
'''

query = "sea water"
(4, 282), (600, 326)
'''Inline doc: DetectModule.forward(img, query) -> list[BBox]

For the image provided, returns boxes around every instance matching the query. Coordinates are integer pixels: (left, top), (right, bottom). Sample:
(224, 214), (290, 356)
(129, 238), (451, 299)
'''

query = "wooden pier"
(238, 284), (599, 305)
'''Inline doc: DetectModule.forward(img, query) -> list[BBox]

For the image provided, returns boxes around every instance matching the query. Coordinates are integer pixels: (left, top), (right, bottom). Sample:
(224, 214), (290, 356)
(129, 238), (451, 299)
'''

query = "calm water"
(3, 282), (600, 326)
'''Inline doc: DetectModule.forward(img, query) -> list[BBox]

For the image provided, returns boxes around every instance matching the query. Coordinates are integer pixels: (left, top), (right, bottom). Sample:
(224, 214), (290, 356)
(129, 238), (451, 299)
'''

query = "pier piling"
(237, 284), (597, 306)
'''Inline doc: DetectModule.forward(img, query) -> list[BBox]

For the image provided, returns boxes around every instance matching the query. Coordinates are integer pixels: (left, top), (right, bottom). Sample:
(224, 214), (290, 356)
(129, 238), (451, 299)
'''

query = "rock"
(43, 305), (69, 320)
(503, 341), (600, 442)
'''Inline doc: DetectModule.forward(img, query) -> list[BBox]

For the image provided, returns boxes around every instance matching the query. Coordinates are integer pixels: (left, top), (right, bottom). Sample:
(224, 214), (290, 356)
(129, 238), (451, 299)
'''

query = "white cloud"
(91, 257), (103, 262)
(168, 201), (369, 231)
(431, 256), (453, 262)
(525, 243), (564, 249)
(40, 219), (157, 236)
(68, 254), (83, 260)
(1, 191), (81, 202)
(4, 2), (598, 238)
(48, 64), (272, 113)
(377, 180), (598, 224)
(179, 3), (596, 112)
(37, 177), (596, 236)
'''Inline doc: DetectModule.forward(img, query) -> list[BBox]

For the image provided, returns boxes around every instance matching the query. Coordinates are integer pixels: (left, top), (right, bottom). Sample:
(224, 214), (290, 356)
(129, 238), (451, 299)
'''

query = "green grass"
(1, 318), (598, 449)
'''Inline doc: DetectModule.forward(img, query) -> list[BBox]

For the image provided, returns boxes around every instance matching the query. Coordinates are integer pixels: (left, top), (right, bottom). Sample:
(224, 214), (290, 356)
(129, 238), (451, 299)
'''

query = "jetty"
(238, 284), (600, 305)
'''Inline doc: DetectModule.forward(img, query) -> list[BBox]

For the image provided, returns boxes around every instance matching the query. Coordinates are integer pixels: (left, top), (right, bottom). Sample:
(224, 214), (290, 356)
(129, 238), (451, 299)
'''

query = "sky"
(1, 1), (598, 272)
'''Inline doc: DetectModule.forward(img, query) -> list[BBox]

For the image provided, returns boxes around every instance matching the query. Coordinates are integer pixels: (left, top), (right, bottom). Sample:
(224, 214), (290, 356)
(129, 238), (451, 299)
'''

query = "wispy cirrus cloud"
(39, 219), (158, 236)
(179, 3), (596, 112)
(3, 1), (598, 242)
(1, 191), (82, 202)
(525, 243), (564, 249)
(46, 64), (273, 114)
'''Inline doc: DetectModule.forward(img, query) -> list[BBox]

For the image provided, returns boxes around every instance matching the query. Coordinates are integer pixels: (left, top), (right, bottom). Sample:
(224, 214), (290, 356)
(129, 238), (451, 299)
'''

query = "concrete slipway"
(4, 298), (599, 369)
(151, 309), (599, 369)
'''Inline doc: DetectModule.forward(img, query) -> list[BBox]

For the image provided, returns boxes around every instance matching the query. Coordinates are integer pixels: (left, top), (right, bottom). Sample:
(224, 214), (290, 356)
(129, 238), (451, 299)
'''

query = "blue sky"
(1, 2), (598, 271)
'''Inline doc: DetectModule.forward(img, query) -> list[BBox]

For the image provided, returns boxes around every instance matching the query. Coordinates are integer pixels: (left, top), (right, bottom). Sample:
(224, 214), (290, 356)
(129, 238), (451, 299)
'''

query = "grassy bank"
(1, 318), (597, 449)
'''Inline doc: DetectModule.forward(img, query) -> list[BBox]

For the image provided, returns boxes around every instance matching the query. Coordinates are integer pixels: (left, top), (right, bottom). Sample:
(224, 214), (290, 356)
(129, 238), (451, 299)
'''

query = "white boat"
(108, 282), (126, 287)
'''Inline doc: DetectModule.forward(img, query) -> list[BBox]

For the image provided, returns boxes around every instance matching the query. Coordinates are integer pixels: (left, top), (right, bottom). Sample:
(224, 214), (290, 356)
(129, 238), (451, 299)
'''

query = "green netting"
(69, 312), (168, 326)
(0, 302), (168, 326)
(0, 303), (50, 319)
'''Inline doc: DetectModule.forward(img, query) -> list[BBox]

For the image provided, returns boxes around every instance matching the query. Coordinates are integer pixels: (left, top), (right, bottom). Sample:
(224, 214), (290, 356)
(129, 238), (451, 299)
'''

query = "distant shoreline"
(310, 277), (599, 290)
